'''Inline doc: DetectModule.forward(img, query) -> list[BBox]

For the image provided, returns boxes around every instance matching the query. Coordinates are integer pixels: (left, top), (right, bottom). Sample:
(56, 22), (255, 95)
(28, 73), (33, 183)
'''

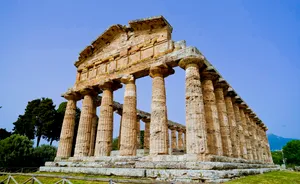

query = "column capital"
(178, 56), (204, 69)
(142, 118), (151, 123)
(99, 80), (122, 91)
(79, 86), (99, 96)
(214, 78), (229, 90)
(121, 74), (135, 84)
(149, 64), (174, 78)
(224, 87), (237, 97)
(62, 90), (81, 101)
(201, 70), (220, 81)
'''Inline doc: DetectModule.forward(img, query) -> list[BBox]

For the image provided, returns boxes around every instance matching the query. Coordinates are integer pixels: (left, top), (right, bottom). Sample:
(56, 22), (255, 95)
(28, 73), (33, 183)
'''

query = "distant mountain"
(267, 133), (298, 151)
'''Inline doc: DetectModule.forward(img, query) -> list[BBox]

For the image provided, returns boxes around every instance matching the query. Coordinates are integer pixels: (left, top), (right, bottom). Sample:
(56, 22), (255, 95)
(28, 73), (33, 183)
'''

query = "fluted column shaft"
(137, 119), (141, 149)
(120, 75), (137, 156)
(144, 121), (150, 151)
(202, 76), (223, 156)
(149, 65), (173, 155)
(56, 98), (78, 158)
(177, 130), (184, 150)
(171, 129), (177, 150)
(74, 92), (96, 157)
(179, 58), (207, 158)
(255, 124), (262, 162)
(94, 86), (114, 156)
(263, 129), (272, 163)
(88, 114), (98, 156)
(249, 117), (258, 160)
(239, 108), (252, 160)
(225, 96), (240, 158)
(245, 113), (254, 160)
(233, 103), (247, 159)
(215, 87), (232, 157)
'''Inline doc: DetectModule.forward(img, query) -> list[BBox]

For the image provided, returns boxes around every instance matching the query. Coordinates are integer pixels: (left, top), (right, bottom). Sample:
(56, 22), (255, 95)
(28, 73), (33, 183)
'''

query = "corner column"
(120, 75), (137, 156)
(178, 57), (207, 159)
(56, 92), (80, 159)
(149, 64), (174, 155)
(74, 88), (97, 157)
(94, 81), (121, 156)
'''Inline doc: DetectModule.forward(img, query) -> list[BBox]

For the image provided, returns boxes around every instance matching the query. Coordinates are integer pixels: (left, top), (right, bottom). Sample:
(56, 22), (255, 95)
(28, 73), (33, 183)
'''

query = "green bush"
(283, 140), (300, 166)
(32, 145), (57, 167)
(0, 134), (33, 167)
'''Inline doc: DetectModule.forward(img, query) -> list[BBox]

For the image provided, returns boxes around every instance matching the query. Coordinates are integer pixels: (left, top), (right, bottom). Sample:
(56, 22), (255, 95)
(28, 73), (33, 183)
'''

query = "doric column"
(171, 127), (177, 150)
(143, 119), (150, 152)
(178, 57), (207, 159)
(262, 125), (272, 163)
(248, 113), (258, 161)
(120, 75), (137, 156)
(254, 119), (262, 162)
(137, 118), (141, 149)
(56, 92), (80, 159)
(149, 64), (174, 155)
(244, 112), (254, 160)
(239, 106), (252, 160)
(94, 81), (121, 156)
(177, 129), (184, 150)
(214, 79), (232, 157)
(225, 90), (240, 158)
(74, 88), (97, 157)
(184, 130), (186, 150)
(116, 110), (122, 150)
(232, 98), (247, 159)
(201, 70), (223, 156)
(88, 114), (98, 156)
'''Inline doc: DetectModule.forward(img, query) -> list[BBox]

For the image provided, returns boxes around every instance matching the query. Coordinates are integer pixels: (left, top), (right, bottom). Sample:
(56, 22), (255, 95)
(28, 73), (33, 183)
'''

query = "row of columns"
(56, 56), (272, 163)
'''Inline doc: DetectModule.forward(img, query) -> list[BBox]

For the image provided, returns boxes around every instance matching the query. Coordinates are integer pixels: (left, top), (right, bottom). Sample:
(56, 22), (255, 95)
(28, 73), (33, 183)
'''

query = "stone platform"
(40, 155), (279, 183)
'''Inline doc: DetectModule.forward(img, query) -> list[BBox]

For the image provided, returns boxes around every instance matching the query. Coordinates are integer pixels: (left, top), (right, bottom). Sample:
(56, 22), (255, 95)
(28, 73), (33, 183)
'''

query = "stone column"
(88, 114), (98, 156)
(143, 119), (150, 152)
(116, 110), (122, 150)
(178, 57), (207, 159)
(184, 130), (186, 151)
(248, 114), (258, 161)
(244, 112), (254, 160)
(225, 91), (240, 158)
(177, 129), (184, 150)
(262, 126), (272, 163)
(149, 64), (174, 155)
(74, 88), (97, 157)
(239, 106), (252, 160)
(137, 118), (141, 149)
(56, 92), (80, 159)
(201, 70), (223, 156)
(94, 81), (120, 156)
(232, 99), (247, 159)
(120, 75), (137, 156)
(171, 128), (177, 150)
(254, 120), (262, 162)
(214, 80), (232, 157)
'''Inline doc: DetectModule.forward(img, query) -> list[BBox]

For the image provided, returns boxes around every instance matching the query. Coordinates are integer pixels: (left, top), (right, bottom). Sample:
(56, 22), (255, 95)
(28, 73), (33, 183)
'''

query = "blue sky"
(0, 0), (299, 146)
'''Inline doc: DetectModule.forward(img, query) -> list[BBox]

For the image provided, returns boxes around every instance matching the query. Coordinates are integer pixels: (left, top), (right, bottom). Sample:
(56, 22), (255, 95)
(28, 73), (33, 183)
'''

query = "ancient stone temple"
(40, 16), (278, 183)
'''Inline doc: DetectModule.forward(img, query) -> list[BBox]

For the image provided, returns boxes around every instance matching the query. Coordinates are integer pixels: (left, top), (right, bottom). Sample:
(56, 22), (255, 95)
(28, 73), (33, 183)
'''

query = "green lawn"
(226, 171), (300, 184)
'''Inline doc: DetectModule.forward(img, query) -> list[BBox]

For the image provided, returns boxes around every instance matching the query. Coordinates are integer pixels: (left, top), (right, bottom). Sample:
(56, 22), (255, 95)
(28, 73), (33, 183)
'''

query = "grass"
(0, 171), (151, 184)
(226, 171), (300, 184)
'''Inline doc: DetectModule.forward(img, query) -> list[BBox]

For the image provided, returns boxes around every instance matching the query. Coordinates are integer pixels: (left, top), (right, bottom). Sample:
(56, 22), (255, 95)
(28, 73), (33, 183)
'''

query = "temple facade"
(41, 16), (277, 183)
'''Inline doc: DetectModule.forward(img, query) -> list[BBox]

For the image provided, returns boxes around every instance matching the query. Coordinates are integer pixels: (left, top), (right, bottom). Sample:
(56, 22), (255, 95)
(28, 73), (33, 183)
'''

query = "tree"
(32, 145), (57, 167)
(112, 137), (119, 150)
(0, 134), (33, 167)
(283, 140), (300, 166)
(13, 98), (57, 147)
(0, 128), (11, 140)
(271, 151), (283, 165)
